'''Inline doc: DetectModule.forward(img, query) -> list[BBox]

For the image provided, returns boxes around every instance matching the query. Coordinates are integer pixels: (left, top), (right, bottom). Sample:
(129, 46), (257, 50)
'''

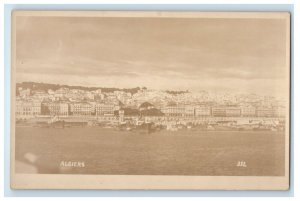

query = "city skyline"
(15, 81), (286, 100)
(16, 16), (288, 97)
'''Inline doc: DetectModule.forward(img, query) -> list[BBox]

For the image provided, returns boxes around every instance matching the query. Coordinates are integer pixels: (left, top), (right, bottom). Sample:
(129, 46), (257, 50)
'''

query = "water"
(15, 127), (285, 176)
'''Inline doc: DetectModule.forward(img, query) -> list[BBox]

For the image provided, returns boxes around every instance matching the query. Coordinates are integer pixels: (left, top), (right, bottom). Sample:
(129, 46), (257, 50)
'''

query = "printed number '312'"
(237, 161), (247, 167)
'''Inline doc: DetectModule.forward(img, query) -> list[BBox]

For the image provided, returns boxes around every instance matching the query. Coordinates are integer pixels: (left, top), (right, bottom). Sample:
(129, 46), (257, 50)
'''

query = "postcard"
(10, 11), (290, 190)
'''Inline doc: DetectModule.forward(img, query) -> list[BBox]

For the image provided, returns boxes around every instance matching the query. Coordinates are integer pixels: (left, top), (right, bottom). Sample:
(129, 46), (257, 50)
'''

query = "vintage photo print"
(11, 11), (290, 190)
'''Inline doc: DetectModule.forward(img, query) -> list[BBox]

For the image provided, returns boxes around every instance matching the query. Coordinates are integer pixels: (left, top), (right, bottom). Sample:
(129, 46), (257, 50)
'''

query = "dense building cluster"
(15, 85), (286, 121)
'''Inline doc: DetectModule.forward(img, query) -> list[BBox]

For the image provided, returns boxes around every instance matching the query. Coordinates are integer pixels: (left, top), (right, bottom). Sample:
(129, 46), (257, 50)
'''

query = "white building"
(195, 106), (211, 116)
(95, 103), (115, 116)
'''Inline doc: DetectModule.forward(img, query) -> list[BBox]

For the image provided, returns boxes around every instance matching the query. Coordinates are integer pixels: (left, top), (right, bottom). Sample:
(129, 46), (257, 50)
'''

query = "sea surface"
(15, 127), (285, 176)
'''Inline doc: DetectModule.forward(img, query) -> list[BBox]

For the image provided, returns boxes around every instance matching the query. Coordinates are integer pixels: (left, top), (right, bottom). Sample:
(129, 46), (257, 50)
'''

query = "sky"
(15, 15), (289, 96)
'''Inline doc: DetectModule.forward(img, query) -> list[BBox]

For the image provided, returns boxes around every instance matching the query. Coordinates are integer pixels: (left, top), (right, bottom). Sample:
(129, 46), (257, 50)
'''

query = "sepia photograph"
(10, 11), (290, 190)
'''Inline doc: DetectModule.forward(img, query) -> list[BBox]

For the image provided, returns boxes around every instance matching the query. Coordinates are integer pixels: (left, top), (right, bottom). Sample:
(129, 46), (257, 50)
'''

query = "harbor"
(16, 114), (286, 133)
(15, 126), (285, 176)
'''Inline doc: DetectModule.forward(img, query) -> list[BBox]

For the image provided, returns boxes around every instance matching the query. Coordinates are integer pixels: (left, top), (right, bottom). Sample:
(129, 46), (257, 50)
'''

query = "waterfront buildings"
(95, 103), (115, 116)
(161, 106), (185, 117)
(71, 102), (93, 116)
(211, 107), (226, 117)
(225, 107), (241, 117)
(15, 84), (287, 123)
(16, 99), (41, 119)
(211, 106), (241, 117)
(241, 105), (256, 117)
(256, 107), (276, 117)
(195, 106), (211, 117)
(49, 102), (69, 116)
